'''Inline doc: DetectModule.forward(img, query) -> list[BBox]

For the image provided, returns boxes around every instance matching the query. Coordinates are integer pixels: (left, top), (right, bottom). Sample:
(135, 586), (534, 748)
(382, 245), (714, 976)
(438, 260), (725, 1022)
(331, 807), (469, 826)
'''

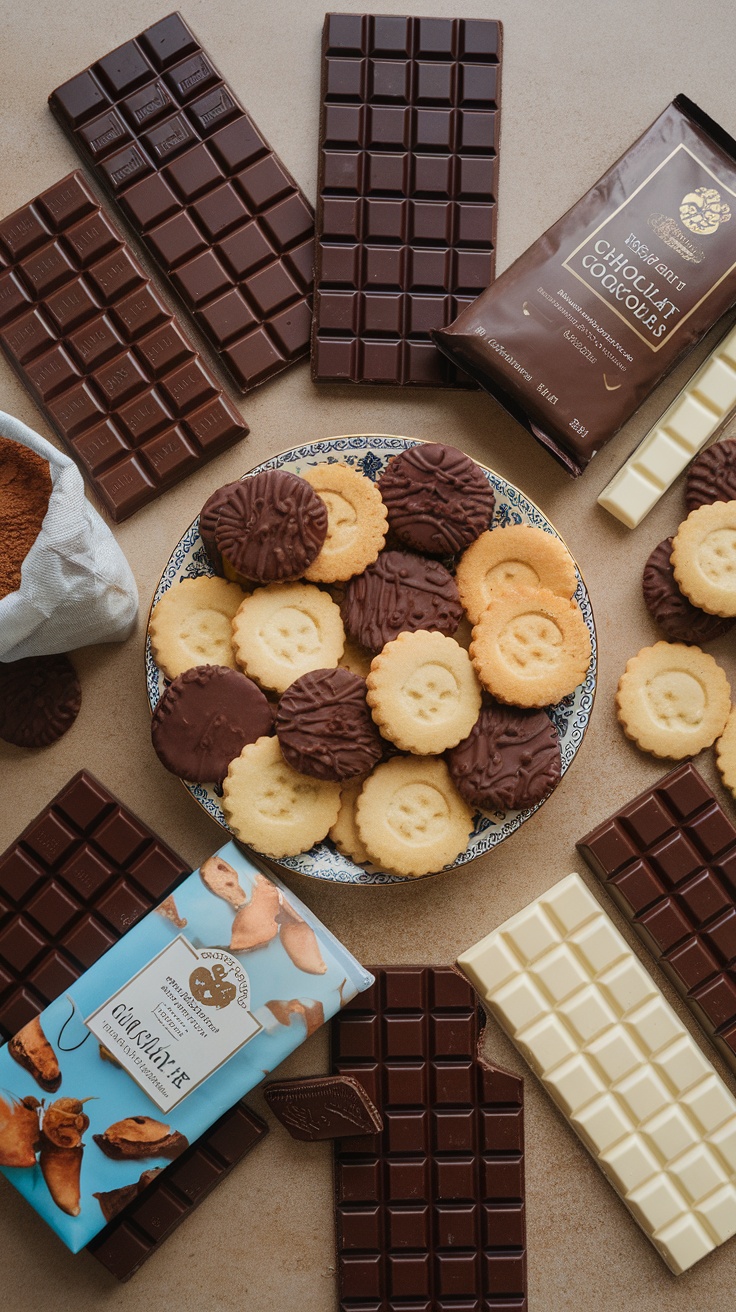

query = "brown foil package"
(434, 96), (736, 475)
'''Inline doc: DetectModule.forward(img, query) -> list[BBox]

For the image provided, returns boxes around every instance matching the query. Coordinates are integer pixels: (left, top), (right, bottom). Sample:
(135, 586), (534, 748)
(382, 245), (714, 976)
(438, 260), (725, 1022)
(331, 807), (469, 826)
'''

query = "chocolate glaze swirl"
(642, 536), (733, 644)
(215, 470), (328, 581)
(685, 438), (736, 512)
(341, 550), (462, 650)
(276, 668), (384, 781)
(151, 665), (273, 784)
(447, 699), (561, 812)
(378, 443), (494, 555)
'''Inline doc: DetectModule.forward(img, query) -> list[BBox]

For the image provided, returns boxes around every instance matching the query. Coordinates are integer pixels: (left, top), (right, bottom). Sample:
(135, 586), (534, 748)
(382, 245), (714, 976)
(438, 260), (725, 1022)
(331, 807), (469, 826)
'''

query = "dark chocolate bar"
(312, 13), (501, 387)
(87, 1099), (267, 1280)
(577, 763), (736, 1075)
(0, 171), (247, 521)
(49, 12), (314, 393)
(332, 965), (527, 1310)
(0, 770), (189, 1040)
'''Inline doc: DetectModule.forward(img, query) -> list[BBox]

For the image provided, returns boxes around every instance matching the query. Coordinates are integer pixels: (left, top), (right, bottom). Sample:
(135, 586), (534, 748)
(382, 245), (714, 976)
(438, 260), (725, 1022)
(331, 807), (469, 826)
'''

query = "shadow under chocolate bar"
(312, 14), (502, 389)
(0, 172), (248, 521)
(49, 11), (314, 394)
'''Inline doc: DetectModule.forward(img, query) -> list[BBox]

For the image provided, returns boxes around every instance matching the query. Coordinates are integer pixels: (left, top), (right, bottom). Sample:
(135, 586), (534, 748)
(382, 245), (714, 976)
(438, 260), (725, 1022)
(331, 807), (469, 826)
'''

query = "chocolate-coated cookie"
(378, 443), (494, 556)
(276, 668), (383, 782)
(0, 654), (81, 748)
(151, 664), (273, 783)
(642, 536), (733, 644)
(685, 438), (736, 512)
(447, 699), (561, 812)
(199, 481), (240, 574)
(341, 551), (463, 650)
(215, 470), (328, 581)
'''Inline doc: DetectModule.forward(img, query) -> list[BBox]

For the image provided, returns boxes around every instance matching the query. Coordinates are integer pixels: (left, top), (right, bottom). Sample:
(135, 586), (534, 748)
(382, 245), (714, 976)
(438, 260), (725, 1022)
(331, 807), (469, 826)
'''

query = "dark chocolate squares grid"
(0, 770), (189, 1040)
(49, 11), (314, 393)
(332, 965), (526, 1310)
(87, 1100), (268, 1280)
(0, 171), (247, 520)
(313, 13), (501, 388)
(577, 763), (736, 1077)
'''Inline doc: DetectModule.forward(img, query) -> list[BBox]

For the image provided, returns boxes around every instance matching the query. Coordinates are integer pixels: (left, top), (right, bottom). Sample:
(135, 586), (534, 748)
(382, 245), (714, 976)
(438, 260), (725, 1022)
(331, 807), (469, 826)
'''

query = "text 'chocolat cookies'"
(378, 443), (494, 555)
(151, 664), (273, 783)
(215, 470), (328, 581)
(341, 550), (462, 650)
(276, 668), (383, 782)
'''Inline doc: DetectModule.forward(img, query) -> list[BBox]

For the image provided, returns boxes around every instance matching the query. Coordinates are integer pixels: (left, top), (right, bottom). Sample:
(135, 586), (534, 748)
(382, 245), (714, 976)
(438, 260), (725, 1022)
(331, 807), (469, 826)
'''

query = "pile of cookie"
(618, 437), (736, 790)
(148, 442), (592, 877)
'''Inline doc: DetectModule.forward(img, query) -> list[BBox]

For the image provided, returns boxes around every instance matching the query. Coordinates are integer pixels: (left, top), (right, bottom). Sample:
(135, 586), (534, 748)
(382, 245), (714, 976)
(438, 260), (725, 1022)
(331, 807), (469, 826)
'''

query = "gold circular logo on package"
(679, 187), (732, 235)
(189, 962), (237, 1008)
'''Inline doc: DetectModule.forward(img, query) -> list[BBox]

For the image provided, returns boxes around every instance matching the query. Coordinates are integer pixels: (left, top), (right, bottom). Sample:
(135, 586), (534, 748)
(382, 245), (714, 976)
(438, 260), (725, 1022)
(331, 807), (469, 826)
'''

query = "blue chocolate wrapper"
(0, 843), (373, 1251)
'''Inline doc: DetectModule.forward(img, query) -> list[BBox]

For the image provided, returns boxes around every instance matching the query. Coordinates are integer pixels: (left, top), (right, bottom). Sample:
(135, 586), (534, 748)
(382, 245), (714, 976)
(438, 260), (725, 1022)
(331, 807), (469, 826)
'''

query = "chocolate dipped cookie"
(151, 664), (273, 784)
(643, 537), (733, 644)
(447, 699), (561, 812)
(276, 668), (383, 781)
(378, 442), (494, 555)
(341, 551), (462, 650)
(215, 470), (328, 581)
(685, 437), (736, 512)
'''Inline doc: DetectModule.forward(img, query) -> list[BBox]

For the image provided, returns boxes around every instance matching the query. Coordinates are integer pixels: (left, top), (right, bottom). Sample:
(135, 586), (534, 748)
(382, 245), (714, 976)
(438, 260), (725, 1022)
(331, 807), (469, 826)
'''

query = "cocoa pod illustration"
(9, 1016), (61, 1092)
(0, 1095), (40, 1168)
(94, 1115), (188, 1160)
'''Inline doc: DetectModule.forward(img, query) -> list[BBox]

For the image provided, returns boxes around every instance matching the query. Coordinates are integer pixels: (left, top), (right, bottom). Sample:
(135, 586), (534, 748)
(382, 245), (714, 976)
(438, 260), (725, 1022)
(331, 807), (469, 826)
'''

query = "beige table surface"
(2, 0), (736, 1307)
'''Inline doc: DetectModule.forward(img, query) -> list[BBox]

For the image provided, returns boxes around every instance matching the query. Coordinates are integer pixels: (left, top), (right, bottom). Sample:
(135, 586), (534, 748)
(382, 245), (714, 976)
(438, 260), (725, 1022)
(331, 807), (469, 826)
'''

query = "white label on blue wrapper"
(85, 934), (262, 1110)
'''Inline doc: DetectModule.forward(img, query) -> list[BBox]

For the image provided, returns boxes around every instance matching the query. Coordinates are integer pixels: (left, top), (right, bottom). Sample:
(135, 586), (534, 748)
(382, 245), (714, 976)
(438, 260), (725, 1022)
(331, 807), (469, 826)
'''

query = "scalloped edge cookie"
(716, 705), (736, 799)
(149, 576), (247, 680)
(456, 525), (577, 624)
(231, 581), (345, 694)
(223, 735), (341, 857)
(470, 586), (591, 707)
(355, 756), (474, 878)
(366, 629), (481, 754)
(303, 464), (388, 582)
(671, 500), (736, 617)
(616, 641), (731, 760)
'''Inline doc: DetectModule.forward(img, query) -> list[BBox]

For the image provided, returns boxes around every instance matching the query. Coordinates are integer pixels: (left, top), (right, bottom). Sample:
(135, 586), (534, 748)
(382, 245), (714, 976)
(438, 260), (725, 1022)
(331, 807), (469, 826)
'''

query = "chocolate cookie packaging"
(0, 843), (372, 1251)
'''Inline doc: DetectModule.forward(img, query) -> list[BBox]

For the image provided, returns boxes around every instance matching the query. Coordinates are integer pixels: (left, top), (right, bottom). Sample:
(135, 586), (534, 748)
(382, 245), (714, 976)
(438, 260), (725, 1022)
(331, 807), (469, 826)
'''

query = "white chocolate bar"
(598, 322), (736, 528)
(457, 874), (736, 1275)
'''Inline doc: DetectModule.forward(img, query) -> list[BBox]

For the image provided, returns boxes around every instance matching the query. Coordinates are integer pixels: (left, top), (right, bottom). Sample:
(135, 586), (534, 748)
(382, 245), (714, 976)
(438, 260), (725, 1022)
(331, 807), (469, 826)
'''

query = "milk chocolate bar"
(434, 97), (736, 475)
(598, 322), (736, 526)
(49, 12), (314, 393)
(0, 770), (188, 1041)
(312, 13), (501, 387)
(332, 965), (527, 1309)
(577, 764), (736, 1075)
(0, 172), (247, 520)
(459, 874), (736, 1275)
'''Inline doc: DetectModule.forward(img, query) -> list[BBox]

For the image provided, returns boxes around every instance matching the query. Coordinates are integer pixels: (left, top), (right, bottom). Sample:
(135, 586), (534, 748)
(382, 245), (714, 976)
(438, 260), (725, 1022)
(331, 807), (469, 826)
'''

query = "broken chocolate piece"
(93, 1115), (188, 1161)
(8, 1015), (61, 1091)
(264, 1075), (383, 1141)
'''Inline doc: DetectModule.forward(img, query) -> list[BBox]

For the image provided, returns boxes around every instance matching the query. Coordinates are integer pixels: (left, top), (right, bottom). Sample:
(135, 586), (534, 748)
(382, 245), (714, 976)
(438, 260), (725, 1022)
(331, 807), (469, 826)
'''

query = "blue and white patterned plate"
(145, 435), (597, 885)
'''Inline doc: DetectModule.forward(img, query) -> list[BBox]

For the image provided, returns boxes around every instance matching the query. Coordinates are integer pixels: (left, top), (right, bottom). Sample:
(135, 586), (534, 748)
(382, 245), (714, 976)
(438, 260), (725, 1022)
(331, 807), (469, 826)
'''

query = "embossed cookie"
(329, 778), (371, 865)
(686, 438), (736, 512)
(276, 668), (383, 781)
(231, 582), (345, 694)
(616, 641), (731, 759)
(199, 480), (240, 574)
(671, 500), (736, 617)
(355, 756), (474, 877)
(342, 551), (463, 650)
(642, 536), (733, 644)
(378, 443), (494, 556)
(716, 706), (736, 800)
(215, 470), (328, 582)
(470, 587), (592, 707)
(0, 654), (81, 749)
(151, 665), (273, 783)
(366, 629), (481, 754)
(447, 699), (561, 812)
(223, 735), (341, 858)
(456, 525), (577, 624)
(303, 464), (388, 582)
(149, 576), (246, 679)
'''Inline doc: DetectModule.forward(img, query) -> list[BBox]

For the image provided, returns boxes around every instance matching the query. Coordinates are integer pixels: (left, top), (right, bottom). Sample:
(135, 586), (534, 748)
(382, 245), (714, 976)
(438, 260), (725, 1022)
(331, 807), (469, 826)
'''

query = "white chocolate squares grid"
(598, 320), (736, 528)
(458, 873), (736, 1274)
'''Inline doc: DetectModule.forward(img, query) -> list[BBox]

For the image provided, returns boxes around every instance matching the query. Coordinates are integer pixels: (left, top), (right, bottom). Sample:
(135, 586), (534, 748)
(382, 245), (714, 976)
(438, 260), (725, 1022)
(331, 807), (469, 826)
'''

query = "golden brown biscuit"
(303, 464), (388, 582)
(616, 641), (731, 759)
(470, 587), (591, 707)
(329, 778), (371, 865)
(223, 736), (341, 857)
(456, 525), (577, 624)
(149, 576), (247, 679)
(355, 756), (474, 877)
(715, 706), (736, 799)
(671, 500), (736, 617)
(231, 582), (345, 694)
(366, 630), (482, 754)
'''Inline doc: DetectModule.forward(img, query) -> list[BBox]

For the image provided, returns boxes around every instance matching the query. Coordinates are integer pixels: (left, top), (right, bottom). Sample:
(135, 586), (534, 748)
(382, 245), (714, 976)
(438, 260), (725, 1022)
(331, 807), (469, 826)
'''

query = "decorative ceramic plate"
(146, 435), (597, 885)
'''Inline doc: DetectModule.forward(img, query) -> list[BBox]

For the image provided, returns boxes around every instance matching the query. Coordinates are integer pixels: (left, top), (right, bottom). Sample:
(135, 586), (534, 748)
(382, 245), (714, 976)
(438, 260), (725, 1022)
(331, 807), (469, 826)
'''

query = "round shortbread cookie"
(470, 587), (591, 707)
(456, 525), (577, 624)
(366, 630), (481, 754)
(303, 464), (388, 582)
(671, 500), (736, 617)
(223, 735), (341, 858)
(231, 582), (345, 694)
(339, 638), (373, 679)
(150, 576), (247, 680)
(616, 641), (731, 760)
(329, 778), (371, 865)
(355, 756), (474, 877)
(716, 706), (736, 800)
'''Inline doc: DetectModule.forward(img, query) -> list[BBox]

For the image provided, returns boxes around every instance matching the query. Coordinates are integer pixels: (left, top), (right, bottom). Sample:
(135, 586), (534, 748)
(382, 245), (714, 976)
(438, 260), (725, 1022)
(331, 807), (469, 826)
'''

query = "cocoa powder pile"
(0, 436), (52, 599)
